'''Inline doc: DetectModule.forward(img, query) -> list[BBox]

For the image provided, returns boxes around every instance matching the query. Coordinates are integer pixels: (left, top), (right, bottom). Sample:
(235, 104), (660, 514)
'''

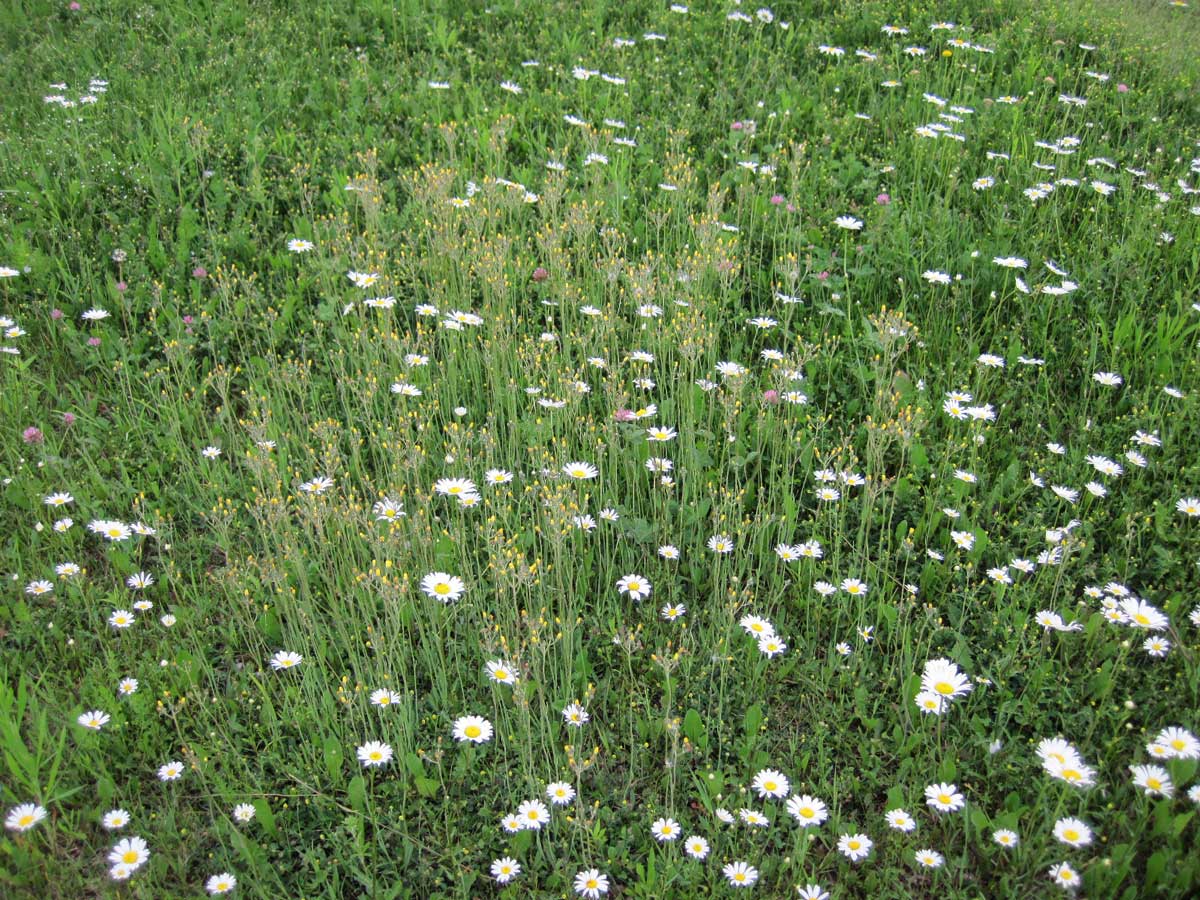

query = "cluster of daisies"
(4, 2), (1199, 896)
(5, 796), (257, 894)
(7, 496), (265, 891)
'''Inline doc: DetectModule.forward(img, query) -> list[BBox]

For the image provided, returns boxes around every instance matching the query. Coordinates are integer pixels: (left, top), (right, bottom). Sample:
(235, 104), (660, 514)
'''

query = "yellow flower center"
(800, 809), (813, 818)
(934, 681), (954, 695)
(1147, 777), (1161, 789)
(370, 751), (381, 761)
(434, 583), (450, 595)
(586, 879), (598, 889)
(1064, 829), (1078, 841)
(465, 725), (481, 738)
(122, 850), (139, 864)
(734, 874), (746, 882)
(938, 794), (951, 805)
(848, 840), (860, 850)
(1061, 769), (1080, 781)
(764, 781), (776, 791)
(18, 815), (33, 827)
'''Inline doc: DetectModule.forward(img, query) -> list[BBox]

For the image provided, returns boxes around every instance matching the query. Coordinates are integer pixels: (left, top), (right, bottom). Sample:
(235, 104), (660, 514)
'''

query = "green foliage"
(1, 0), (1199, 897)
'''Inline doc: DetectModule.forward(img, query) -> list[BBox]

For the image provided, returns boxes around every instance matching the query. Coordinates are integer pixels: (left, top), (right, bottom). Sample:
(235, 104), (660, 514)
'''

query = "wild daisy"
(5, 804), (47, 832)
(751, 769), (790, 799)
(102, 809), (130, 830)
(270, 651), (302, 670)
(921, 659), (973, 700)
(562, 702), (590, 727)
(233, 804), (256, 824)
(125, 571), (154, 590)
(420, 572), (466, 603)
(206, 873), (237, 894)
(993, 829), (1019, 848)
(452, 715), (493, 744)
(108, 836), (150, 870)
(1176, 497), (1200, 517)
(739, 807), (769, 827)
(433, 477), (477, 498)
(563, 461), (599, 480)
(616, 574), (651, 602)
(924, 782), (965, 812)
(1049, 862), (1082, 890)
(356, 741), (393, 768)
(78, 710), (110, 731)
(786, 794), (827, 826)
(914, 849), (944, 868)
(707, 533), (734, 553)
(651, 817), (680, 841)
(739, 616), (775, 638)
(518, 799), (550, 830)
(1130, 764), (1173, 797)
(546, 782), (576, 805)
(837, 833), (873, 861)
(757, 634), (787, 657)
(723, 861), (759, 887)
(661, 603), (686, 621)
(485, 660), (518, 686)
(369, 689), (401, 708)
(1154, 727), (1200, 759)
(491, 857), (521, 884)
(573, 869), (609, 898)
(1054, 817), (1092, 847)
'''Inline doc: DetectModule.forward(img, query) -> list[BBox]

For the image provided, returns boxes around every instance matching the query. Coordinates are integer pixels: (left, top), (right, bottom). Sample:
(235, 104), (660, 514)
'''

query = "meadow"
(2, 0), (1200, 896)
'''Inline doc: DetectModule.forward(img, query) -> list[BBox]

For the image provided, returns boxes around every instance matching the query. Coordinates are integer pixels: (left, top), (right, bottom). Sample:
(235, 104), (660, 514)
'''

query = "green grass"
(2, 0), (1199, 897)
